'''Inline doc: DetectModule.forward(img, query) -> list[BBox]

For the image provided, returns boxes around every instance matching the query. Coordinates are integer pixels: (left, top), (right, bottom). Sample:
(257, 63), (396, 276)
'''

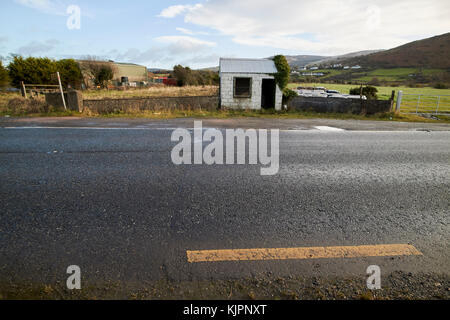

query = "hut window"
(234, 77), (252, 98)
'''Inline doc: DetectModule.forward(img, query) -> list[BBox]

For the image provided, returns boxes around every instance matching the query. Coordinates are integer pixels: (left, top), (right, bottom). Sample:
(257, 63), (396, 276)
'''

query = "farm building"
(219, 58), (283, 110)
(77, 60), (148, 87)
(113, 62), (148, 83)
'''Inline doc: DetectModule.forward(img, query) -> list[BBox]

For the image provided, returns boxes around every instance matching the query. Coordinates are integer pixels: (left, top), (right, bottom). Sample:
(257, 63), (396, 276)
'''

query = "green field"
(289, 82), (450, 100)
(289, 83), (450, 114)
(292, 67), (448, 84)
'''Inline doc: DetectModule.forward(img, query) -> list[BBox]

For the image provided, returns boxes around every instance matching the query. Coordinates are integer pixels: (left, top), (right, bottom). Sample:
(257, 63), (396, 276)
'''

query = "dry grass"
(82, 85), (219, 100)
(0, 86), (219, 115)
(0, 92), (21, 113)
(5, 96), (56, 115)
(0, 94), (74, 116)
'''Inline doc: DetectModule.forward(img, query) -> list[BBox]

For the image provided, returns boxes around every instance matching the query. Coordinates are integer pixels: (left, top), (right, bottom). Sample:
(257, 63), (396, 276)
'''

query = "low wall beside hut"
(288, 96), (393, 114)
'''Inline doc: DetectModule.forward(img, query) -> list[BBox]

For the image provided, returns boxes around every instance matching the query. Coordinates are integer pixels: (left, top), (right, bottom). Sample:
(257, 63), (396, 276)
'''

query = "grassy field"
(293, 67), (447, 83)
(289, 82), (450, 114)
(288, 82), (450, 100)
(82, 86), (218, 100)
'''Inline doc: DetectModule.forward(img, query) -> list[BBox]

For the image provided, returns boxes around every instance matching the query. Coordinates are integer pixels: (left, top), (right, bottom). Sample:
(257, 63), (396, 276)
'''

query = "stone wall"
(83, 95), (219, 114)
(220, 73), (282, 110)
(288, 96), (393, 114)
(45, 90), (83, 112)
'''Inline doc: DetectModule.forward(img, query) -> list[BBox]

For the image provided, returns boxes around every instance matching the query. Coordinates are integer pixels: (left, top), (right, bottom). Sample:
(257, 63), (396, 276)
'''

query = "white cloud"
(176, 27), (194, 35)
(14, 0), (66, 15)
(176, 27), (209, 36)
(162, 0), (450, 55)
(155, 36), (215, 47)
(112, 36), (217, 69)
(158, 4), (202, 18)
(180, 53), (220, 66)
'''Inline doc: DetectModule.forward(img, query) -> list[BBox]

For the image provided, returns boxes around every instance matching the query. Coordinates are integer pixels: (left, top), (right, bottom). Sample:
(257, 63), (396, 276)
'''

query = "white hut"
(219, 58), (283, 110)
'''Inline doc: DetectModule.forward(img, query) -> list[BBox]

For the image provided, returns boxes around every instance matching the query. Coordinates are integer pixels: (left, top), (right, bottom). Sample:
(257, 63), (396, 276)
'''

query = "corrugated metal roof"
(220, 58), (278, 74)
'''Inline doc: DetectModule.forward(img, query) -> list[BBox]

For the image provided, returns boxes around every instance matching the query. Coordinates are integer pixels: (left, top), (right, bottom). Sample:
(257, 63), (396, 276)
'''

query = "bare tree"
(78, 56), (117, 89)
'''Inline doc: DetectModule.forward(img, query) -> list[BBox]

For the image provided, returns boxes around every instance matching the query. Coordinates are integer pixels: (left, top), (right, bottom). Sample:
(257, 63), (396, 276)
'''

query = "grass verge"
(2, 109), (450, 123)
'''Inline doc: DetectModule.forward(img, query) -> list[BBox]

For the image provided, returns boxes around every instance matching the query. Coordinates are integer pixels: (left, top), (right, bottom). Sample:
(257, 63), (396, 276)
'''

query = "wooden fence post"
(57, 72), (67, 110)
(20, 81), (27, 98)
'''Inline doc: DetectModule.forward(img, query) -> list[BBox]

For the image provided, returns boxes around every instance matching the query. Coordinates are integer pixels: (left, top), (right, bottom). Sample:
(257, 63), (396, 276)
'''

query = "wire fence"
(397, 92), (450, 115)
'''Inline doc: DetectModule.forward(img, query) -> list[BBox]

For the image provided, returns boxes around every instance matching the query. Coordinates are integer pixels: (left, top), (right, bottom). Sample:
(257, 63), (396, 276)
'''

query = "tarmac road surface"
(0, 117), (449, 298)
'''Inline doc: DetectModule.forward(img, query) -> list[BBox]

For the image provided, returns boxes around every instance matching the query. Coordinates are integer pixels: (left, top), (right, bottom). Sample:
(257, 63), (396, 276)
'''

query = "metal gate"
(396, 91), (450, 115)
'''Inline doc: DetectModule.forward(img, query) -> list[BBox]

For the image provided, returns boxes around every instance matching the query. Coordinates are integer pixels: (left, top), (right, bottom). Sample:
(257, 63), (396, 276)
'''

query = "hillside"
(284, 55), (326, 68)
(341, 33), (450, 69)
(308, 50), (384, 66)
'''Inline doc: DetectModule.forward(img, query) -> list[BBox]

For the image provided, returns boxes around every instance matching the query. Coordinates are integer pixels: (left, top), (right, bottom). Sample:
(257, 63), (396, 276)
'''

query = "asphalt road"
(0, 118), (449, 297)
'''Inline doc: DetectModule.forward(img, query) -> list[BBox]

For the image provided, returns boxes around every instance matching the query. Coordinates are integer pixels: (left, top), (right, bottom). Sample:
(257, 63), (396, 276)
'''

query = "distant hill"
(308, 50), (384, 67)
(196, 33), (450, 74)
(275, 51), (383, 68)
(198, 66), (219, 72)
(339, 33), (450, 69)
(148, 68), (171, 73)
(283, 55), (327, 68)
(198, 56), (327, 71)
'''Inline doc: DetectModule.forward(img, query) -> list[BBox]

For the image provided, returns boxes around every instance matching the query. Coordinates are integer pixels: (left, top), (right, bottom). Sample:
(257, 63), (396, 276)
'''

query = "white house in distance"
(219, 58), (283, 110)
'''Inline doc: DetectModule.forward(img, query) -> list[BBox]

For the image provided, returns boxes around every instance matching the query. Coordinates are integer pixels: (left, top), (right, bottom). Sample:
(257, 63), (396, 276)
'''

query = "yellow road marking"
(186, 244), (422, 263)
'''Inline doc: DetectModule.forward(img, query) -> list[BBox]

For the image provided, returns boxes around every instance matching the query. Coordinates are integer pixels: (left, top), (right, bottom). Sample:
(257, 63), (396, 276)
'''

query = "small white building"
(219, 58), (283, 110)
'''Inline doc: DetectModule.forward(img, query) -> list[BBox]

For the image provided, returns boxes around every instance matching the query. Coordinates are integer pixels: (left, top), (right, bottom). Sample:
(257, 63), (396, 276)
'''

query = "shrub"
(349, 85), (378, 99)
(272, 55), (290, 90)
(7, 97), (52, 114)
(95, 66), (114, 88)
(8, 56), (83, 89)
(56, 59), (83, 89)
(172, 65), (219, 86)
(282, 88), (298, 105)
(434, 83), (448, 89)
(368, 77), (381, 86)
(0, 61), (9, 88)
(173, 65), (194, 86)
(8, 56), (57, 88)
(79, 60), (117, 89)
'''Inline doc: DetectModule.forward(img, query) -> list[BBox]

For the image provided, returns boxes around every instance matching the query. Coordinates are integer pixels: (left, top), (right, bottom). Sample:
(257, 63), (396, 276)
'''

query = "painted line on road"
(2, 127), (218, 131)
(1, 126), (186, 130)
(314, 126), (346, 132)
(186, 244), (422, 263)
(3, 127), (444, 133)
(3, 126), (341, 132)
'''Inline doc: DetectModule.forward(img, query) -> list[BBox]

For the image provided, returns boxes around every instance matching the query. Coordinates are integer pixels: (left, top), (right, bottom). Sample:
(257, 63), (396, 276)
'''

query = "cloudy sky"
(0, 0), (449, 69)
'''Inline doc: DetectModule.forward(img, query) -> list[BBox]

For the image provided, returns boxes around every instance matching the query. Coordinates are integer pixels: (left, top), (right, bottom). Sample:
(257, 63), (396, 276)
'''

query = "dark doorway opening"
(261, 79), (276, 109)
